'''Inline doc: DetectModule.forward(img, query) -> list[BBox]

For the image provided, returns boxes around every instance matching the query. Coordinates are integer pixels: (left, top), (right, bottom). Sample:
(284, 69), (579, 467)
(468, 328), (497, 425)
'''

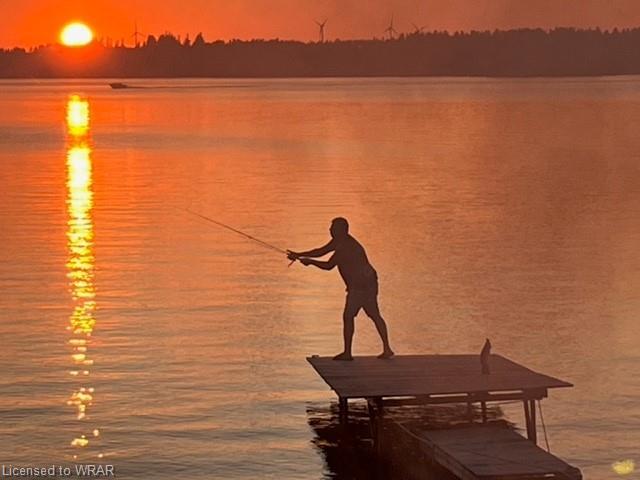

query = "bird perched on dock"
(481, 338), (491, 374)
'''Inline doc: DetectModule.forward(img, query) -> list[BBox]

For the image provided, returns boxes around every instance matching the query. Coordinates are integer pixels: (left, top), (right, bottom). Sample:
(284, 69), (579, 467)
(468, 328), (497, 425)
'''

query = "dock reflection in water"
(65, 95), (101, 458)
(306, 402), (506, 480)
(307, 402), (385, 480)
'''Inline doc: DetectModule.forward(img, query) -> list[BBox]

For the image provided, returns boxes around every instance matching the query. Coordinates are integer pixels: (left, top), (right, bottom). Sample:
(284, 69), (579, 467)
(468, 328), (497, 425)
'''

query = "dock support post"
(339, 397), (348, 424)
(529, 399), (537, 444)
(523, 399), (538, 443)
(481, 401), (487, 423)
(367, 397), (384, 456)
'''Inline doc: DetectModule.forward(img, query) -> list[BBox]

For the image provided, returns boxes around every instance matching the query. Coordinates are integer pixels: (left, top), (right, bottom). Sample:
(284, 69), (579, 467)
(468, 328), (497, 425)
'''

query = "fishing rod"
(180, 207), (296, 265)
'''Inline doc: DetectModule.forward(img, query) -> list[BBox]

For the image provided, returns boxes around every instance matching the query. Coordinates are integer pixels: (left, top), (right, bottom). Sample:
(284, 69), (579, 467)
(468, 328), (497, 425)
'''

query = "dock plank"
(408, 425), (582, 479)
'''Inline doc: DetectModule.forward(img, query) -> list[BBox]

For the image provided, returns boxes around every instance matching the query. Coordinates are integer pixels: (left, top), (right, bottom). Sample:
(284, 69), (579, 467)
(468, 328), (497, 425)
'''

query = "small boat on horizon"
(109, 82), (145, 89)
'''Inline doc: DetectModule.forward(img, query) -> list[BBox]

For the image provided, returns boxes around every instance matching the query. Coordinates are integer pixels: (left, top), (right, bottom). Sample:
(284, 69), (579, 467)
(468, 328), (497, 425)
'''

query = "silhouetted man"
(288, 218), (394, 361)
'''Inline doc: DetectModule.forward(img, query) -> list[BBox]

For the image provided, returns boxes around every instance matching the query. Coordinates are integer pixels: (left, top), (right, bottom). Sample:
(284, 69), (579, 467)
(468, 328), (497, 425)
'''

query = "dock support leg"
(375, 397), (384, 456)
(339, 397), (348, 425)
(467, 396), (474, 423)
(367, 397), (384, 456)
(523, 400), (538, 443)
(528, 400), (537, 444)
(481, 401), (487, 423)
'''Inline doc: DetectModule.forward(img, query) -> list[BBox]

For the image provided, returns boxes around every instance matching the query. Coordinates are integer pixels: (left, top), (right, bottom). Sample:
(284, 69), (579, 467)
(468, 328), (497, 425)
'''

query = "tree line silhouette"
(2, 27), (640, 78)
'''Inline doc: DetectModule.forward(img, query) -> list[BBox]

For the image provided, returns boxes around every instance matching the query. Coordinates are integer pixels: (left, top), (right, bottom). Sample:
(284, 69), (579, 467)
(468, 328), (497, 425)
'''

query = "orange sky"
(3, 0), (640, 48)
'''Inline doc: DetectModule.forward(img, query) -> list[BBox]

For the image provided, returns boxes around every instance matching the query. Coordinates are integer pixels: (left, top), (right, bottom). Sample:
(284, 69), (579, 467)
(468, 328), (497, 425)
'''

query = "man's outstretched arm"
(287, 240), (335, 260)
(300, 254), (337, 270)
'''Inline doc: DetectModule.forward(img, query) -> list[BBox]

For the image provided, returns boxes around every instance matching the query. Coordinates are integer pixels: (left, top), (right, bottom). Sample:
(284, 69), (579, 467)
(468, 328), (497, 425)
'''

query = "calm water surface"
(0, 78), (638, 479)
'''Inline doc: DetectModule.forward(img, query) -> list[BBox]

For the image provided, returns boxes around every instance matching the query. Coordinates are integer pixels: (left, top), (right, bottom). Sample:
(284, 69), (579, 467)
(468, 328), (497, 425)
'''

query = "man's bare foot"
(332, 352), (354, 361)
(377, 349), (395, 359)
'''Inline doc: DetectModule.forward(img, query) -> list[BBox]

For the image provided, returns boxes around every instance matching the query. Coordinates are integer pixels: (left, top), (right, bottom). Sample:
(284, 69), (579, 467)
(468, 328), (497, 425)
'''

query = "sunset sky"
(3, 0), (640, 48)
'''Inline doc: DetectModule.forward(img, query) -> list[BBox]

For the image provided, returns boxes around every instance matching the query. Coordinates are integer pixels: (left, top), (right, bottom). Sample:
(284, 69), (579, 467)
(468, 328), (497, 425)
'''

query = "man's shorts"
(344, 282), (380, 318)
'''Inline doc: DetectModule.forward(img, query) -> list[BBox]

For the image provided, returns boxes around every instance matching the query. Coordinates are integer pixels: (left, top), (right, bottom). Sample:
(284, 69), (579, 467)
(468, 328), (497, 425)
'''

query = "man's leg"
(333, 293), (359, 361)
(363, 295), (394, 358)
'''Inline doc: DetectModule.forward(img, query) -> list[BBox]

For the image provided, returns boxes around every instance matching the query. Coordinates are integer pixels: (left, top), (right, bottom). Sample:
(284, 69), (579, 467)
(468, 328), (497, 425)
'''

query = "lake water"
(0, 78), (638, 479)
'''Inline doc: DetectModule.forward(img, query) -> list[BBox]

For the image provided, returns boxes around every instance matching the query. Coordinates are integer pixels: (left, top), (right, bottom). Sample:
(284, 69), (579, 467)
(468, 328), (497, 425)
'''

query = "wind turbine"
(131, 21), (145, 47)
(316, 19), (328, 43)
(411, 22), (426, 34)
(384, 15), (398, 40)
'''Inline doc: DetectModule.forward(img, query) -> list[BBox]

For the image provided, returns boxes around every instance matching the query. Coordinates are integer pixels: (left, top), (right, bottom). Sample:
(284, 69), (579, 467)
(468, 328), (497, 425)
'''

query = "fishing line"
(179, 207), (295, 265)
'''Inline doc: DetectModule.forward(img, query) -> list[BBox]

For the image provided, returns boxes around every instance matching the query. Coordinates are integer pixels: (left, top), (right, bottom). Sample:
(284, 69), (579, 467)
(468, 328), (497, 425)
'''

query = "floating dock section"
(308, 354), (582, 480)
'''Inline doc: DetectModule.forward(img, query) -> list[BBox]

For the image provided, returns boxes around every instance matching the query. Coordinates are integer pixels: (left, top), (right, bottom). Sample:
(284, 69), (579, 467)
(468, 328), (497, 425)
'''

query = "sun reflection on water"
(65, 95), (100, 456)
(66, 96), (90, 137)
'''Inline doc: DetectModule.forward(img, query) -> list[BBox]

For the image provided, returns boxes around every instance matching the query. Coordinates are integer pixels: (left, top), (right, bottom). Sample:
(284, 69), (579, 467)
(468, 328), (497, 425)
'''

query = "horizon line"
(4, 23), (640, 50)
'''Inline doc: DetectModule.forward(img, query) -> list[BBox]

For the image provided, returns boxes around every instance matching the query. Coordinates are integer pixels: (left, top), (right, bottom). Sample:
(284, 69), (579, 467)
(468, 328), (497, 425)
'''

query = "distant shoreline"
(4, 28), (640, 79)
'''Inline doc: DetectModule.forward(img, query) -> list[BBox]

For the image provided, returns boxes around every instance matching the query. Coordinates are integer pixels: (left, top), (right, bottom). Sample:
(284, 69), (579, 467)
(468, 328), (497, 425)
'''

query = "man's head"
(330, 217), (349, 239)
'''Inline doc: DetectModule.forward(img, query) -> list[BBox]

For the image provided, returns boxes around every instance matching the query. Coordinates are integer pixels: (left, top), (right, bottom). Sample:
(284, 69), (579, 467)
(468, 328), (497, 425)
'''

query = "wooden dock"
(386, 422), (582, 479)
(308, 354), (581, 480)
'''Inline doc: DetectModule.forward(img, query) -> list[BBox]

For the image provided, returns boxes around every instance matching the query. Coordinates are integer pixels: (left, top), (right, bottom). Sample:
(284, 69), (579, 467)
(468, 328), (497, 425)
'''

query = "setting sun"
(60, 22), (93, 47)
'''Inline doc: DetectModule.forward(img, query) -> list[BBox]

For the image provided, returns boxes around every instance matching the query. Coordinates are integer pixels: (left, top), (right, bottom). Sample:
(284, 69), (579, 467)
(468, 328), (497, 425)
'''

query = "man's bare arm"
(287, 240), (335, 259)
(300, 254), (337, 270)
